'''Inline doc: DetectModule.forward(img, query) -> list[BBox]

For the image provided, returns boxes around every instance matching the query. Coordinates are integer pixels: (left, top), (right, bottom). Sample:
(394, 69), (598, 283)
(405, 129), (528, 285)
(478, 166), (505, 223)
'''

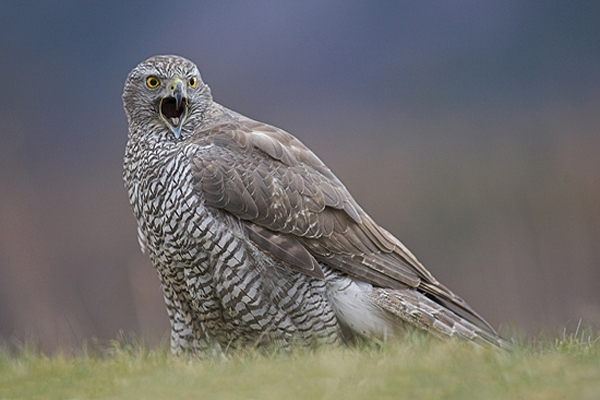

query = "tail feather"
(369, 288), (508, 348)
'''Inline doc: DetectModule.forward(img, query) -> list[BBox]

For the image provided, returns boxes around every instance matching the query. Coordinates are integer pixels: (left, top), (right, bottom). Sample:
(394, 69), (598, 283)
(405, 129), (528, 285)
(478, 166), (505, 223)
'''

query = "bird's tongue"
(161, 97), (185, 127)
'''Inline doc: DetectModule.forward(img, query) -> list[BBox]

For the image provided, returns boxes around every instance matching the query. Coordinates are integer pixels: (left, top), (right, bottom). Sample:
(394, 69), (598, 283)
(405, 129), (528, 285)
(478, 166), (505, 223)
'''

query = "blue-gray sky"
(1, 1), (599, 174)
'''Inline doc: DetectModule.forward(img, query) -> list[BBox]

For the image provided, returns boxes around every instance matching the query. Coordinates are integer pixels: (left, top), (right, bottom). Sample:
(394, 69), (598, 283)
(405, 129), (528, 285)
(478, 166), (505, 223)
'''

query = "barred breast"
(125, 138), (380, 355)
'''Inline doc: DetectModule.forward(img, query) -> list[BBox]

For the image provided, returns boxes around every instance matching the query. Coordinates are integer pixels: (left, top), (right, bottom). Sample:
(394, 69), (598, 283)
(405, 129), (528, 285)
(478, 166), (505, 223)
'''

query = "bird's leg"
(161, 283), (213, 356)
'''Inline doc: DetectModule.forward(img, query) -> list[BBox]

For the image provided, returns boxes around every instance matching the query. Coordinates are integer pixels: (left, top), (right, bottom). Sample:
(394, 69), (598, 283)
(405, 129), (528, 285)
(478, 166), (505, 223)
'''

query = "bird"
(123, 55), (505, 356)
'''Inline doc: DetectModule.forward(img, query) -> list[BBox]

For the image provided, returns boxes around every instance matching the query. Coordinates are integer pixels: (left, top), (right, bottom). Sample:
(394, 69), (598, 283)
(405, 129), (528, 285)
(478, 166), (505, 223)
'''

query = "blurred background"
(1, 1), (599, 351)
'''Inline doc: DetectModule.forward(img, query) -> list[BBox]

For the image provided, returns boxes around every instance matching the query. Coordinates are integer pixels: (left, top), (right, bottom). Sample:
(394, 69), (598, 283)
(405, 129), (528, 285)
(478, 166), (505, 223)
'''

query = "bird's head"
(123, 55), (212, 140)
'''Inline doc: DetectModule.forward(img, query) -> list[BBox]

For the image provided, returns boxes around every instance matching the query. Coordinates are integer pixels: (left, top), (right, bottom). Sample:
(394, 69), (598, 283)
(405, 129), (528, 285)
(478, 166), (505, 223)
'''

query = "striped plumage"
(123, 55), (504, 356)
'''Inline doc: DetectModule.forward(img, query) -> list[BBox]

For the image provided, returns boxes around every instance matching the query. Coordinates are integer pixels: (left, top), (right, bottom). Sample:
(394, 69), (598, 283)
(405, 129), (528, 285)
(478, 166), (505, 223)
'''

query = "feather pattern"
(123, 55), (506, 356)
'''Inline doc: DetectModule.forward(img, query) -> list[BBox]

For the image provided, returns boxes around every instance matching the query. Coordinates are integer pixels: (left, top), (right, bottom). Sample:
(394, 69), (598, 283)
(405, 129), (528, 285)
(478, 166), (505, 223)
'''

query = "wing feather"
(189, 107), (493, 332)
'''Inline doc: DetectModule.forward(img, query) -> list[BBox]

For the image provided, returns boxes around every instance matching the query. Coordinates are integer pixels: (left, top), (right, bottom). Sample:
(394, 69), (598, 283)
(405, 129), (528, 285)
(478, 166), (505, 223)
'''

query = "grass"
(1, 330), (599, 400)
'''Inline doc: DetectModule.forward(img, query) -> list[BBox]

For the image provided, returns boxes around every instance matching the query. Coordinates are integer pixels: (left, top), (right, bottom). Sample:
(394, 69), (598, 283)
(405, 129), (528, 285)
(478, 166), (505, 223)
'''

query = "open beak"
(159, 78), (187, 139)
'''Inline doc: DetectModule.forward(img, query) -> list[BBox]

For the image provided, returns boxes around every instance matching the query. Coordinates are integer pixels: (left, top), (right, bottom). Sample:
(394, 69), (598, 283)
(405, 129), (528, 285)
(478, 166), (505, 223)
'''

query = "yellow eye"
(188, 77), (197, 88)
(146, 76), (160, 88)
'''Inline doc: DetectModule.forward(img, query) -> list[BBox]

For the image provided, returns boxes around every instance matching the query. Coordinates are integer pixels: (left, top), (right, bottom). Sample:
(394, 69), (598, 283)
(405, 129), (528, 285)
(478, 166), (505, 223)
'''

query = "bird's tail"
(369, 288), (509, 348)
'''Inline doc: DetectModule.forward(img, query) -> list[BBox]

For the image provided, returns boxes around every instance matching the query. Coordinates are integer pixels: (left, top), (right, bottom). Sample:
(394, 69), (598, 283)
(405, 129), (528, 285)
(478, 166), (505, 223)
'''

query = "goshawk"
(123, 55), (504, 355)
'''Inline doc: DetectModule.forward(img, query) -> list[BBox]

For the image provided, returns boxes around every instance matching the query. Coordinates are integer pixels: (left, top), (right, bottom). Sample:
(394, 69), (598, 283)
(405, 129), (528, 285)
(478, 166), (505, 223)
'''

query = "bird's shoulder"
(191, 104), (332, 174)
(187, 103), (362, 229)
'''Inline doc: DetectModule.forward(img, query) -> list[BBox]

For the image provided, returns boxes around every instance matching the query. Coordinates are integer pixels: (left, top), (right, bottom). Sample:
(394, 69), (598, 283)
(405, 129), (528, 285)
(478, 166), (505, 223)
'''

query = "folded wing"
(190, 110), (495, 333)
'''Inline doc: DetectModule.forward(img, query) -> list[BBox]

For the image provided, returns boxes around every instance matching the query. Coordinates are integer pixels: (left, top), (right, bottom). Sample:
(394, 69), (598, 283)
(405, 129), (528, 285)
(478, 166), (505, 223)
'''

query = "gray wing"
(190, 111), (493, 332)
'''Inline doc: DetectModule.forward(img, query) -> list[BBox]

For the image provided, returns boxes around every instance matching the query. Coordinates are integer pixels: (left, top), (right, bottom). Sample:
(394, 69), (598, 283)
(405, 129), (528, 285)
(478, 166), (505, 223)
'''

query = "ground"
(1, 330), (599, 400)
